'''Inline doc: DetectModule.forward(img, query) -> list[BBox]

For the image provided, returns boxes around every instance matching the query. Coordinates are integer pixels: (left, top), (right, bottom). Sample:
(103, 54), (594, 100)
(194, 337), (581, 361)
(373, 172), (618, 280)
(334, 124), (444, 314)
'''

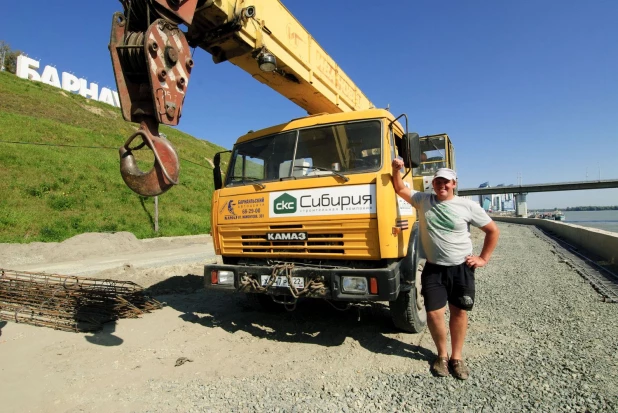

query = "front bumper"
(204, 261), (401, 302)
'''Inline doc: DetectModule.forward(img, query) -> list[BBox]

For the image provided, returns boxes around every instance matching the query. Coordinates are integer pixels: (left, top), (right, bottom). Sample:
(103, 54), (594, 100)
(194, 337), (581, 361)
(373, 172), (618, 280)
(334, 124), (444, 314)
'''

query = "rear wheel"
(390, 224), (427, 333)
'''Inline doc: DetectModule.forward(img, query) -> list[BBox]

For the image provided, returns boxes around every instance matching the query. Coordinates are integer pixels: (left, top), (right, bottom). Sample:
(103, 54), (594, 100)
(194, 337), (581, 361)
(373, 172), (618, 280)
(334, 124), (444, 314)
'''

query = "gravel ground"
(2, 223), (617, 412)
(143, 223), (617, 413)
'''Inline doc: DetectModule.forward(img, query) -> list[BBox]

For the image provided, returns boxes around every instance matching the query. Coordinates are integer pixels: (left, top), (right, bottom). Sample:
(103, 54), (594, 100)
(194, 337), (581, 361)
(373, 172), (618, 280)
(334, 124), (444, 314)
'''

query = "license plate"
(260, 275), (304, 289)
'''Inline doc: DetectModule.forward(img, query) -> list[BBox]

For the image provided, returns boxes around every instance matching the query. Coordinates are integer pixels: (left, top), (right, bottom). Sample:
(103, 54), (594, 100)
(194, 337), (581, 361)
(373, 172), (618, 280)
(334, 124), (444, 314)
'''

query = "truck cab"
(412, 134), (456, 192)
(206, 109), (426, 332)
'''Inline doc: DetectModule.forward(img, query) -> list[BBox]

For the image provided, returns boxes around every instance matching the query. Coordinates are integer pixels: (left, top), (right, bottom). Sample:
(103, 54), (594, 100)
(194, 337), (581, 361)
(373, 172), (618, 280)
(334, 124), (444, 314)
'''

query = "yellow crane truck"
(108, 0), (430, 332)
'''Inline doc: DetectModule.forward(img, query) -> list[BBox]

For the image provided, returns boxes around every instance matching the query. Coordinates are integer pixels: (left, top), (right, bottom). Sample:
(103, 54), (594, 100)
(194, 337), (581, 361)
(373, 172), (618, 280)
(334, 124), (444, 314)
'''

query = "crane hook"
(119, 119), (179, 197)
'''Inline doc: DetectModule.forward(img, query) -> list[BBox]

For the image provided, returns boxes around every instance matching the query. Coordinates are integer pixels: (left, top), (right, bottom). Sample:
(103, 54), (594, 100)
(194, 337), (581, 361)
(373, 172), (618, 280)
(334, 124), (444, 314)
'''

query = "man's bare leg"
(426, 306), (448, 357)
(449, 304), (468, 360)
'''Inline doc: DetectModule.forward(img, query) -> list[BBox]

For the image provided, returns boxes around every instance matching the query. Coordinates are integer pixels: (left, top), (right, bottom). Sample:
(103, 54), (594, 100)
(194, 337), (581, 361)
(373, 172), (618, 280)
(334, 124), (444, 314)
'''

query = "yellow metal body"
(210, 109), (416, 262)
(182, 0), (374, 114)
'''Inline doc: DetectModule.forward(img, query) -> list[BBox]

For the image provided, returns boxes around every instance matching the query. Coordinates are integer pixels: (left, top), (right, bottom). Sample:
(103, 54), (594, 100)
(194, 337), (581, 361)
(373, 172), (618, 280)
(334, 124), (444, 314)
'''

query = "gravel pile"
(107, 223), (618, 411)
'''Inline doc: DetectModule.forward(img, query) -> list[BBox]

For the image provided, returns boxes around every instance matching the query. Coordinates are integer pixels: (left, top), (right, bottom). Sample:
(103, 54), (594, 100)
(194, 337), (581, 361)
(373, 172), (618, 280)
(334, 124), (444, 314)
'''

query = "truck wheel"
(390, 222), (427, 333)
(390, 258), (427, 333)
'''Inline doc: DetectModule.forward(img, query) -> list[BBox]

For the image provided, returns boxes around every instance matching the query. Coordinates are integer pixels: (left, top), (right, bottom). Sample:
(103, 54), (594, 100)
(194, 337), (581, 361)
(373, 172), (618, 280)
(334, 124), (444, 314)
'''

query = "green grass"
(0, 71), (229, 243)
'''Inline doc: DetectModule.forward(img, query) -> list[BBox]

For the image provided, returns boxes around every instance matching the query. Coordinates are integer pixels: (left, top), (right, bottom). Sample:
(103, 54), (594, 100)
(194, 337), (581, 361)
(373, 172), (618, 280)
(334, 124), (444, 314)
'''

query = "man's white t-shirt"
(410, 192), (492, 266)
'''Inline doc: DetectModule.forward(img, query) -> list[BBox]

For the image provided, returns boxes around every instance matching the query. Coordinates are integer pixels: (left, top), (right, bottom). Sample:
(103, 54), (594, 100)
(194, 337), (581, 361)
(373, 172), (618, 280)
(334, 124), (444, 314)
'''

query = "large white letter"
(40, 66), (61, 88)
(79, 79), (99, 100)
(61, 72), (80, 92)
(98, 87), (115, 106)
(15, 55), (41, 81)
(112, 91), (120, 107)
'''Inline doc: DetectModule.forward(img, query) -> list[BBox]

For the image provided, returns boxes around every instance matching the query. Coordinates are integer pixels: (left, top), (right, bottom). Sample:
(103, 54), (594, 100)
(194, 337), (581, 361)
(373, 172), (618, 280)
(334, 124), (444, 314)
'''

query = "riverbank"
(559, 210), (618, 234)
(492, 210), (618, 234)
(492, 216), (618, 273)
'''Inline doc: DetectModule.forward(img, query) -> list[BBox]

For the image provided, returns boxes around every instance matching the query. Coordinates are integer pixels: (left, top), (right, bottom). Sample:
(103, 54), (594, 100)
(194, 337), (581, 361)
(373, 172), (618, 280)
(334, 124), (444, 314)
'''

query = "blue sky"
(1, 0), (617, 209)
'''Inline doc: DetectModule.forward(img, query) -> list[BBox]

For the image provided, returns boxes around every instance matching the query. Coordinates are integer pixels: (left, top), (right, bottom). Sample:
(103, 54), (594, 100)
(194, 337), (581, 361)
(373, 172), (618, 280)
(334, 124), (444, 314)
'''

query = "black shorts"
(421, 261), (475, 311)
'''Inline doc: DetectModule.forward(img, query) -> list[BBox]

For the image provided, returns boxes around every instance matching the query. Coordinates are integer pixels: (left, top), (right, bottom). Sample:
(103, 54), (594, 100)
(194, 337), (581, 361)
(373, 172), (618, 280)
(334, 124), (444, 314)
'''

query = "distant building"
(477, 182), (515, 212)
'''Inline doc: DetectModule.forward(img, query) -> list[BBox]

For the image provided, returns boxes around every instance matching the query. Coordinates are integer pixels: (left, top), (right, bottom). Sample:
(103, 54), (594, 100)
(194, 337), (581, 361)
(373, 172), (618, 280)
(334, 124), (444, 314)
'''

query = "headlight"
(342, 276), (368, 294)
(212, 270), (234, 285)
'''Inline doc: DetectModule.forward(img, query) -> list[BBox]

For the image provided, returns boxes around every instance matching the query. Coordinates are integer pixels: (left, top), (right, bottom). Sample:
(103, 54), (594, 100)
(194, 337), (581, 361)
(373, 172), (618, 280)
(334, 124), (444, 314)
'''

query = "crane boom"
(109, 0), (374, 196)
(192, 0), (374, 114)
(111, 0), (373, 125)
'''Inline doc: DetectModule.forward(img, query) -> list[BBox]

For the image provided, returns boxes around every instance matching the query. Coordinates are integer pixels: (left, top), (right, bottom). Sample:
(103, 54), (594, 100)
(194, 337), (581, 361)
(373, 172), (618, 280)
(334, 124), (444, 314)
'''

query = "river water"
(560, 210), (618, 234)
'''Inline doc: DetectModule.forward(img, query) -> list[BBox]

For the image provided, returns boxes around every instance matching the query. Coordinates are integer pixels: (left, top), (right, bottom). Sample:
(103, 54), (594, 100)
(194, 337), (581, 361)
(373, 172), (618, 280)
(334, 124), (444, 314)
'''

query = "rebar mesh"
(0, 269), (162, 332)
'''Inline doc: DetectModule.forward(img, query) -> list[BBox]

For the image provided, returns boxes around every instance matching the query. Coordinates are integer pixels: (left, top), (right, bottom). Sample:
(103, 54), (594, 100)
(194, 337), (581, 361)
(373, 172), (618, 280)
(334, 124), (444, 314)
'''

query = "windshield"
(225, 120), (382, 186)
(413, 135), (447, 176)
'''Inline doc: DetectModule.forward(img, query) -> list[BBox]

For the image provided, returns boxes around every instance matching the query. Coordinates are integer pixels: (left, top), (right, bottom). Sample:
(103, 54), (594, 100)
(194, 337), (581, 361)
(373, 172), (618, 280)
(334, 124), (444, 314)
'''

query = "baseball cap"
(434, 168), (457, 181)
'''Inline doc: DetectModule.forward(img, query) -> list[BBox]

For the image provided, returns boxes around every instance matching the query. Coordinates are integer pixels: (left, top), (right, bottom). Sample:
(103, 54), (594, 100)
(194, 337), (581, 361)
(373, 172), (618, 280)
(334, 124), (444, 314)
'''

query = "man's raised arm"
(391, 158), (412, 203)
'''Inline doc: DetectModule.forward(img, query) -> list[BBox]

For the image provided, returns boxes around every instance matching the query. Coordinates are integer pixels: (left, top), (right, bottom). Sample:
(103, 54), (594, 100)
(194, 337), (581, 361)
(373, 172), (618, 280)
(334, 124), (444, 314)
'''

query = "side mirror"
(213, 153), (223, 190)
(402, 132), (421, 168)
(213, 151), (230, 190)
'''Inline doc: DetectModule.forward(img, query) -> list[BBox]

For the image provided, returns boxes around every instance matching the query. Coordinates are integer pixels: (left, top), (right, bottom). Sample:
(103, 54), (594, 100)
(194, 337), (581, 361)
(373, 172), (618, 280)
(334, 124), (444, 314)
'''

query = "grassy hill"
(0, 71), (227, 243)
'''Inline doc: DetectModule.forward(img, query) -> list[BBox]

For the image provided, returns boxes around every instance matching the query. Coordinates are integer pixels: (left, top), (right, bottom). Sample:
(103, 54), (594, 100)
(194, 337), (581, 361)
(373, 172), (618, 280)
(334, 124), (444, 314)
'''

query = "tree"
(0, 40), (22, 74)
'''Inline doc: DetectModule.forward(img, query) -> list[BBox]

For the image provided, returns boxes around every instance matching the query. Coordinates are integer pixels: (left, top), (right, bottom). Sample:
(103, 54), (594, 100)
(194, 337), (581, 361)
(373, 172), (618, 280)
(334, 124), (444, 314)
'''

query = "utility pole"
(154, 133), (164, 233)
(154, 196), (159, 232)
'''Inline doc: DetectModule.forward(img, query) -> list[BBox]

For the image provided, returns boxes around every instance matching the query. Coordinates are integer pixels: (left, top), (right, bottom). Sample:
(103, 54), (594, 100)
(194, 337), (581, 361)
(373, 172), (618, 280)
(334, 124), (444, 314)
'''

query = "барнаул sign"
(15, 55), (120, 108)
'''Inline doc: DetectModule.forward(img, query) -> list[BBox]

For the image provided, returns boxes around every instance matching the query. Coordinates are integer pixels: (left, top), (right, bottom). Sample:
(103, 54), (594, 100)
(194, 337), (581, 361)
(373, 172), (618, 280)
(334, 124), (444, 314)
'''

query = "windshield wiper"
(293, 166), (349, 182)
(227, 176), (266, 189)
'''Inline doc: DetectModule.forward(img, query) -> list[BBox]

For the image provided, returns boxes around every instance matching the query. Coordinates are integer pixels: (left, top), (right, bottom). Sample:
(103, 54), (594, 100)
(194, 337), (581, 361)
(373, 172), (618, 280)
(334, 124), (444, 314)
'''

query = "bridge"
(457, 179), (618, 217)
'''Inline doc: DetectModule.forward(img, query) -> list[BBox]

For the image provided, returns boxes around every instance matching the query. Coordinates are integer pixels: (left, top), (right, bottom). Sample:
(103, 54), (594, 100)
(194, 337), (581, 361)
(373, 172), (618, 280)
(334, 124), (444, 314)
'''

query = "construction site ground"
(1, 228), (617, 412)
(0, 232), (439, 412)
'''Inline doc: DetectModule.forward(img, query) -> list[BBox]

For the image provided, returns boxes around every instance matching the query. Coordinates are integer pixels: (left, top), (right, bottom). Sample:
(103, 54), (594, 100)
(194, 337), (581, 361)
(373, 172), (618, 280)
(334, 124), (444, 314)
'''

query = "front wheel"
(390, 258), (427, 333)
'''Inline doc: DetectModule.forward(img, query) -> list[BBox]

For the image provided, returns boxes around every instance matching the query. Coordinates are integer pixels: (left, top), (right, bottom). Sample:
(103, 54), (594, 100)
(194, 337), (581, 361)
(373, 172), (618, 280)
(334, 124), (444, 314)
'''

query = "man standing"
(391, 158), (500, 380)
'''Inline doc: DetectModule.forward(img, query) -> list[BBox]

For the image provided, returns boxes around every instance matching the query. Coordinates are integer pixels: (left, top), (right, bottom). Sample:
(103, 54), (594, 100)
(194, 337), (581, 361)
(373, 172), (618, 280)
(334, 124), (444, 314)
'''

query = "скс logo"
(273, 193), (297, 214)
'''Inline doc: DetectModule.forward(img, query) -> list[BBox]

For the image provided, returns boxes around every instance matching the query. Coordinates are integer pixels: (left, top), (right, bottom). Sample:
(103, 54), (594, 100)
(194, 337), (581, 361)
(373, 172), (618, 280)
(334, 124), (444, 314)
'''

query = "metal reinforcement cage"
(0, 269), (162, 332)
